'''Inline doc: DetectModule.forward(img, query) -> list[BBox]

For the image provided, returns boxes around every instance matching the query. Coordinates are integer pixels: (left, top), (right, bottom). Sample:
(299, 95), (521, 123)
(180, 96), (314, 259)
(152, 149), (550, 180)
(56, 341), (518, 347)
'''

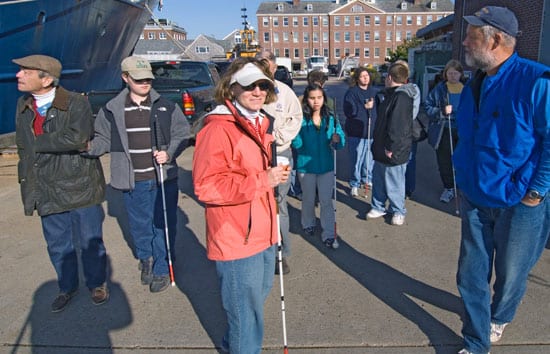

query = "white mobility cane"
(331, 112), (340, 249)
(274, 154), (290, 354)
(154, 121), (176, 286)
(365, 97), (373, 197)
(446, 94), (459, 215)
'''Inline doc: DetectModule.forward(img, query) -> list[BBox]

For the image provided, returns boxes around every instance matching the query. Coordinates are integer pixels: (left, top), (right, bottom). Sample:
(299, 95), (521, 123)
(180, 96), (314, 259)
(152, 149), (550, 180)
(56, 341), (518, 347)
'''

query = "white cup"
(276, 156), (290, 168)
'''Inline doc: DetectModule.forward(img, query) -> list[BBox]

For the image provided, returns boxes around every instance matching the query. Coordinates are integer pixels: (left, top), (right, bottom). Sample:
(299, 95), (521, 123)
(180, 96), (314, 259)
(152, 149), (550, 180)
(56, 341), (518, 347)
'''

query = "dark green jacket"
(16, 86), (105, 216)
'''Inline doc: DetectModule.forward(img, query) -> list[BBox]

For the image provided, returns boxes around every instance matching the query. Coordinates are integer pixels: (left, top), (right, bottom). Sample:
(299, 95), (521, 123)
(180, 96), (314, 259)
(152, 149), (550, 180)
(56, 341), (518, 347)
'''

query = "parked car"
(212, 60), (232, 76)
(86, 60), (220, 141)
(274, 65), (293, 88)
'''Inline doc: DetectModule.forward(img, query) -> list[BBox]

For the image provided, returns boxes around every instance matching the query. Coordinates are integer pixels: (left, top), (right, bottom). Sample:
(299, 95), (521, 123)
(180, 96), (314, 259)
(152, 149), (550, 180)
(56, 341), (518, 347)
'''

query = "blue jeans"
(289, 147), (302, 197)
(123, 178), (178, 276)
(216, 245), (276, 354)
(371, 161), (407, 216)
(347, 137), (373, 187)
(457, 194), (550, 353)
(405, 142), (418, 195)
(41, 204), (106, 293)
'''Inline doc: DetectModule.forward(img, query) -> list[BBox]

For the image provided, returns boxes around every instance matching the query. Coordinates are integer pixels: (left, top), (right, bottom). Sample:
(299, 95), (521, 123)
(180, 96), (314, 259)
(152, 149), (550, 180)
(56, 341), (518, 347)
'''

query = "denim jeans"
(347, 136), (373, 188)
(405, 142), (418, 195)
(216, 245), (276, 354)
(41, 204), (106, 293)
(289, 147), (302, 197)
(123, 178), (178, 276)
(371, 161), (407, 216)
(457, 194), (550, 353)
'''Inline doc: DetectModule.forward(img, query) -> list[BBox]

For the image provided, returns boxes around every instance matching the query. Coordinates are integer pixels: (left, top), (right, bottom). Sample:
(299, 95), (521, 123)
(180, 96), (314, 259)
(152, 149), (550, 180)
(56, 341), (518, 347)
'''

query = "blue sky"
(155, 0), (264, 39)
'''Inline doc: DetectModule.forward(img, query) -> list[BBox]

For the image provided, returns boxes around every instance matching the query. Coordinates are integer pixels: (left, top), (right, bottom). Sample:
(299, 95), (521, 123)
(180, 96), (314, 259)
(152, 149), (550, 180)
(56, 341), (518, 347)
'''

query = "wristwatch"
(527, 190), (543, 200)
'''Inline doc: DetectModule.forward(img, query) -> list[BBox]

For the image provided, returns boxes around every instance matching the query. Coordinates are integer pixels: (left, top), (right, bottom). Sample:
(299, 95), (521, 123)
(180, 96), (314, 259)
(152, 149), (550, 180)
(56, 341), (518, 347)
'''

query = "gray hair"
(480, 25), (516, 48)
(38, 70), (59, 87)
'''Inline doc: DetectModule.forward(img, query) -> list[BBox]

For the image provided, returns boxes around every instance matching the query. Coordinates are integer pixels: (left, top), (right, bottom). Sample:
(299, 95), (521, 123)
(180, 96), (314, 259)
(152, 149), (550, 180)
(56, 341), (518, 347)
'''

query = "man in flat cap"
(453, 7), (550, 354)
(86, 56), (189, 293)
(13, 54), (109, 312)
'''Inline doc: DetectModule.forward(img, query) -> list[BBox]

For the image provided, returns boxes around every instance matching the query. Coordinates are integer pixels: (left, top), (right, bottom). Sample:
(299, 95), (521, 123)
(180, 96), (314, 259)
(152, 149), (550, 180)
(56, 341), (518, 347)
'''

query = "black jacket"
(372, 86), (413, 166)
(16, 87), (105, 216)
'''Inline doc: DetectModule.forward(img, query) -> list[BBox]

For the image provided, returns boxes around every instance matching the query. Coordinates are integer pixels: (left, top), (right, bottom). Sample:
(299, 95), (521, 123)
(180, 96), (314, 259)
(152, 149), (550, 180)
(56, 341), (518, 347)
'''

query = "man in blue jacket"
(453, 6), (550, 354)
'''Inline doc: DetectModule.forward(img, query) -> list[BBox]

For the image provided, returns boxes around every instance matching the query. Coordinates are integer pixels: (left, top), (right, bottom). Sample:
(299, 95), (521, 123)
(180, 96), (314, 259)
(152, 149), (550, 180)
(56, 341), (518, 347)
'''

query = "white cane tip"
(333, 240), (340, 249)
(171, 282), (176, 287)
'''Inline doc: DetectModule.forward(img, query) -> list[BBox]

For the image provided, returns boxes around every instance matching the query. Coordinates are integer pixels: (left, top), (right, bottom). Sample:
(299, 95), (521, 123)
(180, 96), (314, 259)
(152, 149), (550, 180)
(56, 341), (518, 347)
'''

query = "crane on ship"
(226, 7), (261, 59)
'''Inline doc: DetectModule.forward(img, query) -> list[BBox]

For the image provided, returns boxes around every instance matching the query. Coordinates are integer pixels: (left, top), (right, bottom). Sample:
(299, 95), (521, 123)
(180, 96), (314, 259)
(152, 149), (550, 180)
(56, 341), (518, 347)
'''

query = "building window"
(354, 48), (360, 57)
(364, 31), (370, 41)
(386, 31), (392, 41)
(396, 31), (402, 41)
(354, 31), (360, 42)
(283, 17), (289, 26)
(148, 32), (155, 39)
(159, 32), (166, 39)
(284, 48), (290, 57)
(294, 48), (299, 58)
(140, 34), (144, 39)
(334, 32), (340, 42)
(406, 15), (412, 25)
(396, 16), (402, 25)
(293, 17), (298, 26)
(306, 3), (312, 11)
(374, 31), (380, 41)
(374, 47), (380, 58)
(323, 32), (329, 42)
(322, 16), (328, 26)
(374, 16), (380, 25)
(431, 1), (437, 10)
(323, 48), (329, 57)
(387, 16), (392, 25)
(406, 30), (412, 40)
(364, 48), (370, 58)
(355, 16), (360, 26)
(277, 3), (284, 11)
(303, 17), (309, 26)
(335, 48), (341, 58)
(273, 17), (279, 26)
(283, 32), (289, 41)
(365, 15), (370, 25)
(427, 15), (433, 25)
(417, 16), (422, 26)
(263, 17), (269, 26)
(313, 48), (319, 56)
(313, 17), (319, 26)
(344, 32), (350, 42)
(303, 32), (309, 42)
(344, 48), (351, 57)
(264, 32), (270, 42)
(334, 16), (340, 26)
(304, 48), (309, 57)
(344, 16), (350, 26)
(274, 33), (279, 43)
(292, 31), (299, 43)
(313, 32), (319, 42)
(275, 48), (280, 57)
(195, 46), (209, 53)
(386, 48), (392, 58)
(437, 15), (443, 21)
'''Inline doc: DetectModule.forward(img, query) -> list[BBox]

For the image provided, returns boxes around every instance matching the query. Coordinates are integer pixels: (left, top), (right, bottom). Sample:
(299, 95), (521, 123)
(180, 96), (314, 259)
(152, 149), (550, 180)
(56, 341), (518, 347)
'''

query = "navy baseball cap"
(464, 6), (520, 37)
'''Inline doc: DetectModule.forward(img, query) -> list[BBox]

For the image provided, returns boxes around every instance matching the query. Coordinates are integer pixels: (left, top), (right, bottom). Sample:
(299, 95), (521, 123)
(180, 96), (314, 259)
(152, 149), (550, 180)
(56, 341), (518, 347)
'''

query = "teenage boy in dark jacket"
(14, 54), (108, 312)
(367, 61), (413, 226)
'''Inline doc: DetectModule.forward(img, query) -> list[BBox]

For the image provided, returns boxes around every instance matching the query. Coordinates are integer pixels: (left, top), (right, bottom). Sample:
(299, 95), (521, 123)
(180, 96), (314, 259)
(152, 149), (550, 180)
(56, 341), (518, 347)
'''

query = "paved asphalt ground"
(0, 77), (549, 353)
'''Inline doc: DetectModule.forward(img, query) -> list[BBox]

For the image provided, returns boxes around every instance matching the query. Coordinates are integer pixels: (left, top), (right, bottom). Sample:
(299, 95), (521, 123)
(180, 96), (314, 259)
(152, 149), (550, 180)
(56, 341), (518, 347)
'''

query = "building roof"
(257, 0), (454, 15)
(134, 39), (191, 55)
(416, 13), (453, 38)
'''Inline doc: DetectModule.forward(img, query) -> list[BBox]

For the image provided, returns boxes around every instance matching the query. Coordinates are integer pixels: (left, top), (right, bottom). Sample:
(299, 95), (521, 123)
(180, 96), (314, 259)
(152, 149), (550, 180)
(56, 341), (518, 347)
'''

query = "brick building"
(256, 0), (453, 69)
(141, 18), (187, 41)
(452, 0), (550, 66)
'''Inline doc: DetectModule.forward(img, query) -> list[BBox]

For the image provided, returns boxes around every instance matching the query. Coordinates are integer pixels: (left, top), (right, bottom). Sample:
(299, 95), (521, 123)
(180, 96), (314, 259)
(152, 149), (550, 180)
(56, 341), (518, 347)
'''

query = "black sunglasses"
(241, 81), (271, 92)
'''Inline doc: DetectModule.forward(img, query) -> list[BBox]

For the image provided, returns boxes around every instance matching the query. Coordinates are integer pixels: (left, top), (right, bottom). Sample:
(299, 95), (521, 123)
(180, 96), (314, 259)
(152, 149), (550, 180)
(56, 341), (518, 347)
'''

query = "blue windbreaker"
(453, 53), (550, 207)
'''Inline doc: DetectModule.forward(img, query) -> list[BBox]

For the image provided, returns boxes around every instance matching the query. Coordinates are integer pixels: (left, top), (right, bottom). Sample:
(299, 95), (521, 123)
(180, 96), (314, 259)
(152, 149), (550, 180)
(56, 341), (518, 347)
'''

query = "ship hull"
(0, 0), (160, 133)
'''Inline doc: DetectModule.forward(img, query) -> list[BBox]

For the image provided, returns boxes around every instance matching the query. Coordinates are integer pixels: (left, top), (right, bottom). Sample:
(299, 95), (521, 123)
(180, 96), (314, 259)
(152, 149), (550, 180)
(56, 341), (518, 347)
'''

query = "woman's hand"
(267, 165), (290, 187)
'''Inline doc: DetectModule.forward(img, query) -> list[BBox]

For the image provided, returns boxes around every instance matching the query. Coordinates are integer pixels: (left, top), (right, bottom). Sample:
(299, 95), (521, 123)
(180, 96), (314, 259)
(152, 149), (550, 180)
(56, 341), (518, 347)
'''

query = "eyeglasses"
(241, 81), (271, 92)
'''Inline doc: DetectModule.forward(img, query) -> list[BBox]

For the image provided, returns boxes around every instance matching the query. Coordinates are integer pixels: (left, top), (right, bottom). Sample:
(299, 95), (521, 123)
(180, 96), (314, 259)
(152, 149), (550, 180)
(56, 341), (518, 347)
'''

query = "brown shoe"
(91, 283), (109, 305)
(51, 289), (78, 313)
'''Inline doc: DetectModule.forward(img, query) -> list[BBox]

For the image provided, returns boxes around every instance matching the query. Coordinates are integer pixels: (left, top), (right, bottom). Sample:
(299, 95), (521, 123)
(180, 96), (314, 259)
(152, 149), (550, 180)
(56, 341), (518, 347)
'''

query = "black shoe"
(324, 238), (335, 248)
(303, 226), (315, 236)
(150, 275), (170, 293)
(51, 289), (78, 313)
(139, 257), (153, 285)
(275, 257), (290, 275)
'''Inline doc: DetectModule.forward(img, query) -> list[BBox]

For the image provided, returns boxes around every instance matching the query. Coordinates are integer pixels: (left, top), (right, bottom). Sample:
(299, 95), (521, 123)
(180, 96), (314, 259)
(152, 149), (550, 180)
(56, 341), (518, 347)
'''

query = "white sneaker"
(458, 349), (490, 354)
(440, 188), (455, 203)
(366, 209), (386, 219)
(351, 186), (359, 197)
(490, 322), (508, 343)
(391, 214), (405, 226)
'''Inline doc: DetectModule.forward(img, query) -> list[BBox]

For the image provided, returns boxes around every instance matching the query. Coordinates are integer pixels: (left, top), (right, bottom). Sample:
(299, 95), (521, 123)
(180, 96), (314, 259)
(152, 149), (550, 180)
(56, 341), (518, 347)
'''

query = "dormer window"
(401, 2), (407, 10)
(277, 3), (284, 11)
(430, 1), (437, 10)
(307, 4), (313, 11)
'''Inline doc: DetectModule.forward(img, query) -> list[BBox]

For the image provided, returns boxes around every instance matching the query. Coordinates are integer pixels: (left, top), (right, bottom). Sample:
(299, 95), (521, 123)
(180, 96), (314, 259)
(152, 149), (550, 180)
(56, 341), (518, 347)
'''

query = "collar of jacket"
(20, 86), (71, 113)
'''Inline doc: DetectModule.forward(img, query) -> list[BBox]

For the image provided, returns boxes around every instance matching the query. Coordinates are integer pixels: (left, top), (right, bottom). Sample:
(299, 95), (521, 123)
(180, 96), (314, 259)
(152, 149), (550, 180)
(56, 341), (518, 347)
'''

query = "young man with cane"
(87, 56), (189, 293)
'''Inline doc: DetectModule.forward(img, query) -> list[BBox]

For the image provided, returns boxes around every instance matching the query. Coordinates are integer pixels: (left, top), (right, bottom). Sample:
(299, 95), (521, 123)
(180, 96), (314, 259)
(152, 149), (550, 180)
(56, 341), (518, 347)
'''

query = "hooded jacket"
(192, 101), (278, 261)
(87, 88), (189, 190)
(343, 85), (379, 138)
(372, 84), (414, 166)
(16, 87), (105, 216)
